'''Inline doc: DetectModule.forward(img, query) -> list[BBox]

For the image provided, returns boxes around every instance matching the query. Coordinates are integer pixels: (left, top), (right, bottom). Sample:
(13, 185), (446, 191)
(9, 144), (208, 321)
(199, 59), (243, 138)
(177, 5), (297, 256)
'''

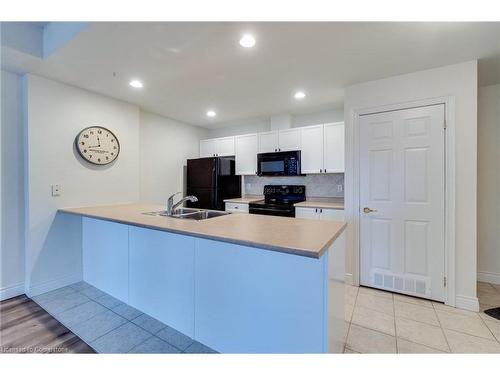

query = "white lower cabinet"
(81, 217), (340, 353)
(296, 207), (344, 221)
(225, 202), (249, 213)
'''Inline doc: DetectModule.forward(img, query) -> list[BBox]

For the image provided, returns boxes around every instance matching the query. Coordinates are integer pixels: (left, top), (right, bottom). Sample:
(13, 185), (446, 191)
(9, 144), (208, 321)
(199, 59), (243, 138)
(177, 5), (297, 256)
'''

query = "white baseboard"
(455, 294), (480, 312)
(345, 273), (354, 285)
(0, 282), (25, 301)
(27, 273), (82, 298)
(477, 271), (500, 285)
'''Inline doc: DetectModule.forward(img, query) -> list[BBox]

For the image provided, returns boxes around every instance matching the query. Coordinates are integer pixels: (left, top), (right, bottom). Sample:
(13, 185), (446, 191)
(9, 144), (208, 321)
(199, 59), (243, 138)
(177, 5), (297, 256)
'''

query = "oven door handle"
(249, 206), (295, 214)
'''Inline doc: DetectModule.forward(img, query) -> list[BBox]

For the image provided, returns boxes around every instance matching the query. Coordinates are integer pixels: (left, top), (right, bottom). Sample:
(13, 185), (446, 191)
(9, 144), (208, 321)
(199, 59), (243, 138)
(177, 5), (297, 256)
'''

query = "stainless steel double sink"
(143, 207), (230, 221)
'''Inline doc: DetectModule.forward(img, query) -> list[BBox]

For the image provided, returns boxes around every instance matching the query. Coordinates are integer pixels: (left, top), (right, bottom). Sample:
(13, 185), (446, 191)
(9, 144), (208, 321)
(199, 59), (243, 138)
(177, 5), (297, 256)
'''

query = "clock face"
(75, 126), (120, 165)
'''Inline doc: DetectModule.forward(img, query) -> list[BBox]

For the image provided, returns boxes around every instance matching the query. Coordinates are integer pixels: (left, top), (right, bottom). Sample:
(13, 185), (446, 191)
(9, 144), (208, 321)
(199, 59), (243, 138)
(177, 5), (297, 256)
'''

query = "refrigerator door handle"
(212, 162), (218, 208)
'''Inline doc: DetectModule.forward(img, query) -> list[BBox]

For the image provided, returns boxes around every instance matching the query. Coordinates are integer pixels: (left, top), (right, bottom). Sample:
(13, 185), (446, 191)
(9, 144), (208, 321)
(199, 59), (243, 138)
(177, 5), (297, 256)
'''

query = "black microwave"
(257, 150), (302, 176)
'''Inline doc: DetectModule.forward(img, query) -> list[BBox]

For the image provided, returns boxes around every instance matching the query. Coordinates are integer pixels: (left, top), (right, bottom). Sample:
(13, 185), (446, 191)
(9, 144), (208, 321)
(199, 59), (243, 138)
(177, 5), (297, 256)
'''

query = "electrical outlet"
(52, 184), (62, 197)
(337, 184), (343, 193)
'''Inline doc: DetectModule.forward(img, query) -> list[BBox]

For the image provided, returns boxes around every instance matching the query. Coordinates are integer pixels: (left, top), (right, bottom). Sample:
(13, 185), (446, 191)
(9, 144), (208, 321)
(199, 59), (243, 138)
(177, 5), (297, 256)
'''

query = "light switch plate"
(337, 184), (343, 193)
(52, 184), (62, 196)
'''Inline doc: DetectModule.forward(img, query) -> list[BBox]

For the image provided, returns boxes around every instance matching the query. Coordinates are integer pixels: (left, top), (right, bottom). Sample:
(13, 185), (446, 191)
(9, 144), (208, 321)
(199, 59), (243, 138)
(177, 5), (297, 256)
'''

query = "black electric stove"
(249, 185), (306, 217)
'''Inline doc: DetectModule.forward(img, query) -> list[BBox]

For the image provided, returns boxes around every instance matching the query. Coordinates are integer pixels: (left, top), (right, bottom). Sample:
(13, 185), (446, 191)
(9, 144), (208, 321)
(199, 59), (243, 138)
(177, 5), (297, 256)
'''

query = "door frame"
(347, 96), (456, 306)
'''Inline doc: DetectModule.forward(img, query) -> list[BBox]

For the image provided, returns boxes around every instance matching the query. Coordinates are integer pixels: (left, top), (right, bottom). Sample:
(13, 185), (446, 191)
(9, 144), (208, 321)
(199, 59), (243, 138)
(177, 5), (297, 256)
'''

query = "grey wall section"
(477, 84), (500, 284)
(1, 70), (26, 299)
(139, 110), (208, 204)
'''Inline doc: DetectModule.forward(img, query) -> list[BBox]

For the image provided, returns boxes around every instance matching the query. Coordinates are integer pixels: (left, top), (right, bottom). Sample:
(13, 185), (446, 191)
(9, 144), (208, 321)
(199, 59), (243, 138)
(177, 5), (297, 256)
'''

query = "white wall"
(477, 84), (500, 285)
(292, 108), (344, 127)
(207, 108), (344, 138)
(344, 61), (479, 310)
(24, 74), (141, 296)
(1, 70), (26, 299)
(21, 74), (207, 297)
(208, 117), (270, 138)
(140, 110), (208, 204)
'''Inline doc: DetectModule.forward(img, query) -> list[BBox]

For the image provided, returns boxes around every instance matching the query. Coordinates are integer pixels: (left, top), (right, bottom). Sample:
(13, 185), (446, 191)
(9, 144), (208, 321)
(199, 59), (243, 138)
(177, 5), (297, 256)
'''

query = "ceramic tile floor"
(32, 282), (217, 354)
(31, 280), (500, 354)
(344, 282), (500, 353)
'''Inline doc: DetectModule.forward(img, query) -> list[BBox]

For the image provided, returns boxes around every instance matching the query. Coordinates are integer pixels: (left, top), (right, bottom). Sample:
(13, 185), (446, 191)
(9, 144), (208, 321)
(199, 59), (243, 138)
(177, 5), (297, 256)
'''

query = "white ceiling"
(3, 22), (500, 128)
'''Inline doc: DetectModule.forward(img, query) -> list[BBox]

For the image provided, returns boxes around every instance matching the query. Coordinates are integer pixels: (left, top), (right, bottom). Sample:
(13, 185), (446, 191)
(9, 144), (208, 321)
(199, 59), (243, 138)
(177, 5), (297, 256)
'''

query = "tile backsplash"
(244, 173), (344, 198)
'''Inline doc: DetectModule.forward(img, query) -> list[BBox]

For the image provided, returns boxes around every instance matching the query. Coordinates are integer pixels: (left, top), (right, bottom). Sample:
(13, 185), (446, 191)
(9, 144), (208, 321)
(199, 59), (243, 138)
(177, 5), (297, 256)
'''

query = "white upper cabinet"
(200, 139), (217, 158)
(324, 122), (345, 173)
(200, 137), (235, 157)
(278, 128), (301, 151)
(216, 136), (235, 156)
(300, 125), (324, 174)
(258, 131), (279, 153)
(200, 122), (344, 175)
(235, 134), (258, 175)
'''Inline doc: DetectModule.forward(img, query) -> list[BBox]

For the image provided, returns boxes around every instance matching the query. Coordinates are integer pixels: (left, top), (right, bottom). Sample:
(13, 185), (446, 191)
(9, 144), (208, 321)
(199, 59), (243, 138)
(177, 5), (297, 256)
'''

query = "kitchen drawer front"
(320, 208), (345, 221)
(295, 207), (320, 220)
(225, 202), (249, 213)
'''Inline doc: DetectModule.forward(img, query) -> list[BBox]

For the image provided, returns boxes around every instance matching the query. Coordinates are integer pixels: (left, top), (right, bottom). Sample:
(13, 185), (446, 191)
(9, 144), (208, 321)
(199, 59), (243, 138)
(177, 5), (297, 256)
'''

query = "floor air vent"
(372, 271), (429, 297)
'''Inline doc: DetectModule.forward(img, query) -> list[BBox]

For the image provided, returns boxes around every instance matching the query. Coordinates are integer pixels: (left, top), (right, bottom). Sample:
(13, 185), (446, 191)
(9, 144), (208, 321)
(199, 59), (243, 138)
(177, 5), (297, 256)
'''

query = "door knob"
(363, 207), (377, 214)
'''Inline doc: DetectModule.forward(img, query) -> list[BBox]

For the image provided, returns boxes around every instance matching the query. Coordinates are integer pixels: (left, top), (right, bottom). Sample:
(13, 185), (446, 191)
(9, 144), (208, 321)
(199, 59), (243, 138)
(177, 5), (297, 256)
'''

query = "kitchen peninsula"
(59, 203), (347, 353)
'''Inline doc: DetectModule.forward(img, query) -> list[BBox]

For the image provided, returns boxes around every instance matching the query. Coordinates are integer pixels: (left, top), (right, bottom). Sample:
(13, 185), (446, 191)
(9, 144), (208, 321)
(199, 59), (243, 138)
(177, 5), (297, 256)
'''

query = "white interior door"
(359, 104), (445, 302)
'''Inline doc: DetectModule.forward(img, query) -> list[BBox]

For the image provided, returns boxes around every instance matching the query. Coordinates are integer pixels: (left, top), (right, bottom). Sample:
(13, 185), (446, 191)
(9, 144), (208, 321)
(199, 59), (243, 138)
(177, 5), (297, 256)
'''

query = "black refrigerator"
(186, 156), (241, 211)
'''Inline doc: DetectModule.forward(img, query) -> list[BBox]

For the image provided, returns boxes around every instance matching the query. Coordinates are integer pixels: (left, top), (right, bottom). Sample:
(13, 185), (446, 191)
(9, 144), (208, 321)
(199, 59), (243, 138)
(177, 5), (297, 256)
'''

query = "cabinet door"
(216, 136), (235, 156)
(324, 122), (345, 173)
(258, 131), (279, 153)
(82, 218), (129, 303)
(200, 139), (217, 157)
(295, 207), (320, 220)
(319, 208), (345, 221)
(225, 202), (249, 213)
(300, 125), (324, 174)
(235, 134), (258, 175)
(278, 128), (301, 151)
(129, 227), (195, 336)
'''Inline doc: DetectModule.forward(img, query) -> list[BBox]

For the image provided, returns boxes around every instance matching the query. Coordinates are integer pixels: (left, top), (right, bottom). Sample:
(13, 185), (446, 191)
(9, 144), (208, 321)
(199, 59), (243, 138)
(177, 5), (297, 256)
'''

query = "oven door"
(249, 205), (296, 217)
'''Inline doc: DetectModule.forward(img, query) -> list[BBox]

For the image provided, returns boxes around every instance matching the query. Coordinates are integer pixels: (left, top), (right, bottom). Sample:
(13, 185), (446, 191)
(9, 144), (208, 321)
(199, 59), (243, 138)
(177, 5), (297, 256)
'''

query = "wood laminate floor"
(0, 294), (95, 353)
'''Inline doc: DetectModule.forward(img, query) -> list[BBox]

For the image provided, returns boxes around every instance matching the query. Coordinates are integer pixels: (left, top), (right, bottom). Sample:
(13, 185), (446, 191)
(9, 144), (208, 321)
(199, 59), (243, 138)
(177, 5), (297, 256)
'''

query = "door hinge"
(444, 277), (447, 287)
(443, 119), (447, 129)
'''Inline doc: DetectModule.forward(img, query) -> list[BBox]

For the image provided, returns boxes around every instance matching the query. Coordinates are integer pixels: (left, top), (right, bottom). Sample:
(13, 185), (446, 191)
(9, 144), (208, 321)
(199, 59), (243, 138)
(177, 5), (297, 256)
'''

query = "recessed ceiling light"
(294, 91), (306, 100)
(207, 110), (217, 118)
(239, 34), (256, 48)
(129, 80), (143, 88)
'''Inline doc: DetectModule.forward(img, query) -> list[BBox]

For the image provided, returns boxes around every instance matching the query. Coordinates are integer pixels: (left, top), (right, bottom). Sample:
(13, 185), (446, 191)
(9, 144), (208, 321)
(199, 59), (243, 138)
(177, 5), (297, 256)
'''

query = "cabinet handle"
(320, 208), (323, 213)
(315, 208), (317, 213)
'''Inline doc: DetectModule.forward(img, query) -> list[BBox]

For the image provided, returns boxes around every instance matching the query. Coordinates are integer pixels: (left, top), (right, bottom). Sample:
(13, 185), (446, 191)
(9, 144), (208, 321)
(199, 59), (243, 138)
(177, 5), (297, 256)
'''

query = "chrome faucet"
(166, 192), (198, 215)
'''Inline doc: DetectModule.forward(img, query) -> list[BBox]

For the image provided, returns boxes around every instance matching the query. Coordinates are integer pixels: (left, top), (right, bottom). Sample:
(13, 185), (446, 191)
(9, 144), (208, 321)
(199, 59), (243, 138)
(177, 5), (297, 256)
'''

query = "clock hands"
(88, 136), (101, 148)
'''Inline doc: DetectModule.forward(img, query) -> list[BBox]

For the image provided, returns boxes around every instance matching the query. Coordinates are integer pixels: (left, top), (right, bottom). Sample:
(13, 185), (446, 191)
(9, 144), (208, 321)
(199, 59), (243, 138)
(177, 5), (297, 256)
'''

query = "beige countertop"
(294, 199), (344, 210)
(223, 195), (263, 204)
(59, 203), (346, 259)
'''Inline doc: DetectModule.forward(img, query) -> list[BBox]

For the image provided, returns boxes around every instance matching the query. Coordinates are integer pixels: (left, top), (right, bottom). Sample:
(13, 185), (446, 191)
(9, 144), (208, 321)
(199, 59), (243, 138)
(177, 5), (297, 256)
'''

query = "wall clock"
(75, 126), (120, 165)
